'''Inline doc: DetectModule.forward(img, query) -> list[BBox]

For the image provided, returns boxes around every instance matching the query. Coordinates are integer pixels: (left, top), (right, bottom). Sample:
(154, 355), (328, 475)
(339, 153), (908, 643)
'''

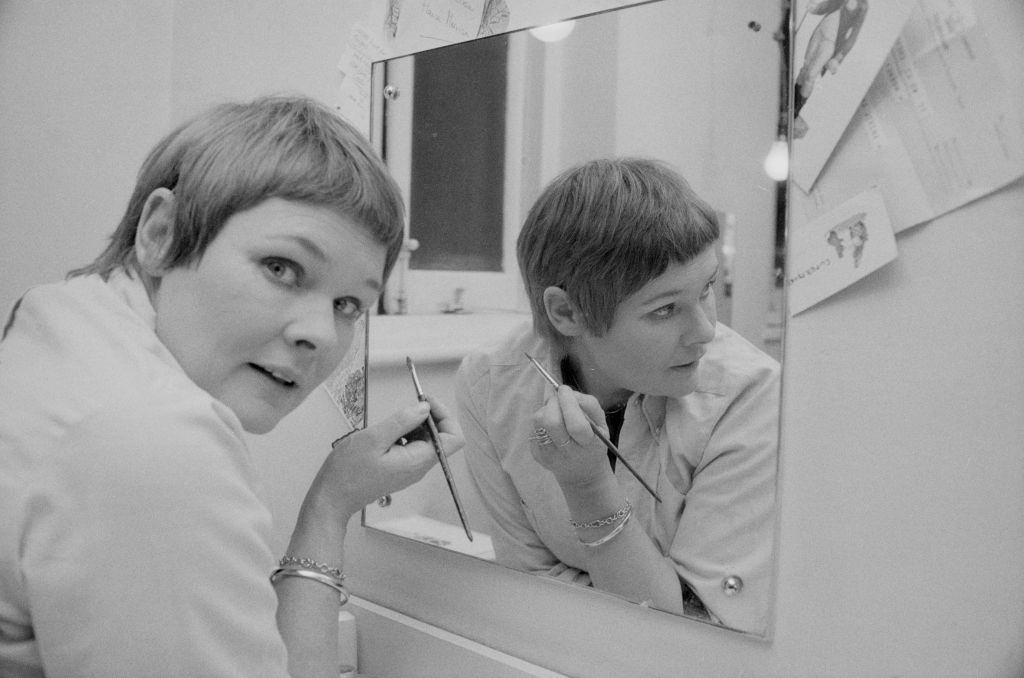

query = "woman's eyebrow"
(290, 236), (327, 263)
(643, 289), (684, 305)
(262, 234), (328, 262)
(641, 265), (721, 305)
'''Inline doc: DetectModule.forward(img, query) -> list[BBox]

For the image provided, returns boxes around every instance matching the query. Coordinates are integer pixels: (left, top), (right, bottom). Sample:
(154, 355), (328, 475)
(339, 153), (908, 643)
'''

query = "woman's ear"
(134, 188), (176, 276)
(542, 286), (587, 338)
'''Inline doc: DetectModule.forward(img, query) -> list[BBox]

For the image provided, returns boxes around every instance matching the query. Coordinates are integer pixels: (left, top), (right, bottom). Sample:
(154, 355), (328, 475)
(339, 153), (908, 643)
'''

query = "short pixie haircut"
(517, 157), (719, 343)
(72, 95), (405, 281)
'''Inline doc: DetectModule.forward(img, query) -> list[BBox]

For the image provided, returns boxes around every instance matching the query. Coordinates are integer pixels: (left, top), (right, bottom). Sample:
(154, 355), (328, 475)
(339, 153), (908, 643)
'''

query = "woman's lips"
(249, 363), (297, 388)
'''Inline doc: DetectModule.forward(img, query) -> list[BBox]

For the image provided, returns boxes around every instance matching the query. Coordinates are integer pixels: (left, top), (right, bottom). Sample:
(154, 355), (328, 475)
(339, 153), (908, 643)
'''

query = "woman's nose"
(682, 303), (716, 346)
(283, 298), (347, 357)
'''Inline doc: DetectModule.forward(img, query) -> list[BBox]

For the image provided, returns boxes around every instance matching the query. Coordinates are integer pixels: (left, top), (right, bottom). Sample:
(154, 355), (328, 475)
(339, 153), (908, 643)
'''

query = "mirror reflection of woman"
(456, 158), (779, 634)
(0, 96), (461, 677)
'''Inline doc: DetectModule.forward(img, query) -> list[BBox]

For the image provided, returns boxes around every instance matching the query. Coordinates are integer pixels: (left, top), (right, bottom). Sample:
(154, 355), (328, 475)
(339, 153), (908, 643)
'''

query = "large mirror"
(363, 0), (787, 638)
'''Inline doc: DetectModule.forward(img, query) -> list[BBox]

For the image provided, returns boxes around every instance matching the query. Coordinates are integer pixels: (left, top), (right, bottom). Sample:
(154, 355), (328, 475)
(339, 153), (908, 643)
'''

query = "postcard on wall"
(790, 0), (916, 192)
(791, 0), (1024, 233)
(787, 187), (897, 316)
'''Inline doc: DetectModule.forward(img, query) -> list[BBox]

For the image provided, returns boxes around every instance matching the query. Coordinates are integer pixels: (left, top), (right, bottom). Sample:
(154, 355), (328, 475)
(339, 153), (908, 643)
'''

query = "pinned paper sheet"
(389, 0), (488, 54)
(791, 0), (1024, 234)
(335, 1), (510, 133)
(336, 22), (387, 132)
(787, 188), (897, 316)
(791, 0), (915, 191)
(321, 315), (368, 427)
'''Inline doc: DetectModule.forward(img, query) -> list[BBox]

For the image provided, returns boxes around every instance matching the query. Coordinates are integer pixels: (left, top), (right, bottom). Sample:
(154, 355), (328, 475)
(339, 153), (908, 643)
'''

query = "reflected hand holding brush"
(524, 352), (662, 503)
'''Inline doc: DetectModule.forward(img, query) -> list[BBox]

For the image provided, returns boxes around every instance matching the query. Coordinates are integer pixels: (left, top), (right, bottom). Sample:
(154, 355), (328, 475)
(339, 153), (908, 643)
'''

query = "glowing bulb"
(763, 137), (789, 181)
(529, 21), (576, 43)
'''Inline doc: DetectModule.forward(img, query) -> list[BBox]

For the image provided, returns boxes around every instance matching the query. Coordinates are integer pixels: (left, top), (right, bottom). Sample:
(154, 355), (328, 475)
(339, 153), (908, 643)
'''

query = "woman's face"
(572, 246), (719, 405)
(151, 198), (386, 434)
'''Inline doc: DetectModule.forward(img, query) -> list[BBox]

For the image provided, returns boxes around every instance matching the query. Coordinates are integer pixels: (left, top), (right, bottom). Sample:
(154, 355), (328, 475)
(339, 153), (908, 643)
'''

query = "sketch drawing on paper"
(826, 212), (868, 267)
(794, 0), (870, 139)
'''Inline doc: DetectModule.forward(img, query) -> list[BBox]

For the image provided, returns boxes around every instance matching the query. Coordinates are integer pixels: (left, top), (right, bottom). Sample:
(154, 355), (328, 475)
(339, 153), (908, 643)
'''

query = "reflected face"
(573, 246), (719, 405)
(151, 198), (385, 433)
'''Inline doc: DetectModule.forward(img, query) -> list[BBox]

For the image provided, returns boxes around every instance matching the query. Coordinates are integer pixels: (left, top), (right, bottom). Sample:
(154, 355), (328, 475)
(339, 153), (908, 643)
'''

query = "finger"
(421, 395), (459, 436)
(387, 437), (440, 469)
(555, 385), (597, 443)
(398, 414), (463, 459)
(436, 431), (464, 456)
(363, 401), (431, 449)
(420, 393), (450, 419)
(533, 394), (566, 434)
(573, 390), (606, 423)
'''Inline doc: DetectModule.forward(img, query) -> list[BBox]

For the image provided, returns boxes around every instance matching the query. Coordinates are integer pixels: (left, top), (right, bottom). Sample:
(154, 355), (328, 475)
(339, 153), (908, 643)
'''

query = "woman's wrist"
(559, 473), (625, 526)
(287, 494), (350, 570)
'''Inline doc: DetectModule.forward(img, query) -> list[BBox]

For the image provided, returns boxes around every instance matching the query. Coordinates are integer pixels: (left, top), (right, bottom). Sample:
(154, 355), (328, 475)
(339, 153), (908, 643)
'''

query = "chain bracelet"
(569, 500), (632, 530)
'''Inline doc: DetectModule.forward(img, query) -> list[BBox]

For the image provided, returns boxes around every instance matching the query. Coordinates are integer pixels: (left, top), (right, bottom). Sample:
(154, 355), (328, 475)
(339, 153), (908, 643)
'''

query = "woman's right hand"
(304, 397), (463, 523)
(530, 385), (613, 491)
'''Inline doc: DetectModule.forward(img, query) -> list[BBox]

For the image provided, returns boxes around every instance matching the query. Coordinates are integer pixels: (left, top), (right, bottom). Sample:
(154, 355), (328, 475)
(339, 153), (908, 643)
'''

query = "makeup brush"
(406, 356), (474, 541)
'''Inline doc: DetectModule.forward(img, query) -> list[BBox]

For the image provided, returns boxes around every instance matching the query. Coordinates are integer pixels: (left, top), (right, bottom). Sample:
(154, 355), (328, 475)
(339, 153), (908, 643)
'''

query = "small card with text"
(787, 187), (897, 316)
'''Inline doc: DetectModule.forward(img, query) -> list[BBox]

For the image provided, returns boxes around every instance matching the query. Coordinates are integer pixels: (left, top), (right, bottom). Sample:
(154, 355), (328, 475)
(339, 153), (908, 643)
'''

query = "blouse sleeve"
(667, 361), (781, 636)
(455, 357), (563, 575)
(21, 391), (290, 677)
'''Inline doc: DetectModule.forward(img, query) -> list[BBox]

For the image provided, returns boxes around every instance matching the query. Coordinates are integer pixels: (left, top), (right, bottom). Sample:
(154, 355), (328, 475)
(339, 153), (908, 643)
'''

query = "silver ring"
(530, 427), (554, 446)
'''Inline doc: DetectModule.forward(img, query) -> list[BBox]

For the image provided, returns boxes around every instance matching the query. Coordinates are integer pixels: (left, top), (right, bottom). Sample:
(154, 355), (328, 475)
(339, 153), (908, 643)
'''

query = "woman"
(0, 96), (461, 677)
(456, 158), (779, 635)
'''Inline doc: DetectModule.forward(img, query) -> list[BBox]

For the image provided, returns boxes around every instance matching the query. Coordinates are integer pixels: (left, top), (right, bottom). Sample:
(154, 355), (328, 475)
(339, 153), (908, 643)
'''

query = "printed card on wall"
(787, 187), (897, 316)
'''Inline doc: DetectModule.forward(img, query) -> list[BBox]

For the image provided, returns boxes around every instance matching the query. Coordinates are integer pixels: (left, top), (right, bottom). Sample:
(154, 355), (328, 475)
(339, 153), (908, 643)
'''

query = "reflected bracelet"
(578, 510), (632, 548)
(570, 500), (632, 530)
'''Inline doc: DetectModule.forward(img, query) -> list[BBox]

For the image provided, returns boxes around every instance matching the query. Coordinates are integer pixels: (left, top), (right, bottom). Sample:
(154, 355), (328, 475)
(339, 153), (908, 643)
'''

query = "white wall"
(3, 1), (1022, 677)
(0, 2), (173, 314)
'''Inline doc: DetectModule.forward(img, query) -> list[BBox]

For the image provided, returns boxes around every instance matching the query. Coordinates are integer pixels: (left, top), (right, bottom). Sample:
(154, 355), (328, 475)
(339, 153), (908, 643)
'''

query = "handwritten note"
(391, 0), (487, 54)
(788, 187), (897, 316)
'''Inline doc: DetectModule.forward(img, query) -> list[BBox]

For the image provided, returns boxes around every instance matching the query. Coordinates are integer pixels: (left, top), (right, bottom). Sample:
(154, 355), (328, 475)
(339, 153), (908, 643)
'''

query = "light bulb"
(763, 137), (789, 181)
(529, 21), (576, 43)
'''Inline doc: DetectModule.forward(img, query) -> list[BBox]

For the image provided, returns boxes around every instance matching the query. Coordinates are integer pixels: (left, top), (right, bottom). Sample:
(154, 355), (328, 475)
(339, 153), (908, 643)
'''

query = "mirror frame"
(360, 0), (790, 639)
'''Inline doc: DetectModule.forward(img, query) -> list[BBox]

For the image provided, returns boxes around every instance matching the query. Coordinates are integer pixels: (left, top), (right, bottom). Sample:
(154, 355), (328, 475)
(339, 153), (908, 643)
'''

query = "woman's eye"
(651, 304), (676, 319)
(335, 297), (363, 319)
(264, 258), (300, 285)
(700, 280), (716, 300)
